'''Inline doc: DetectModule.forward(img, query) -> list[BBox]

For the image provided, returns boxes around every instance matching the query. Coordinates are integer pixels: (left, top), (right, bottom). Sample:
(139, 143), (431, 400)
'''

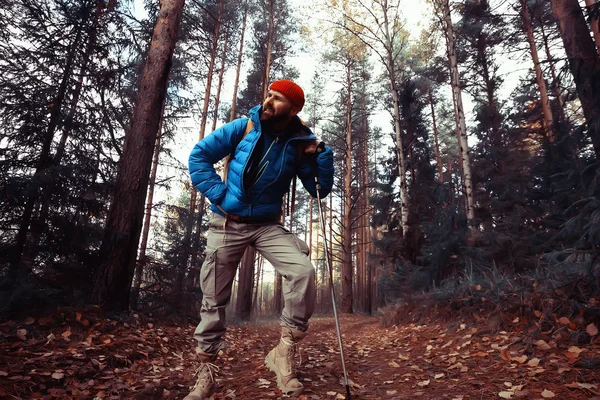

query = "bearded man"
(184, 80), (334, 399)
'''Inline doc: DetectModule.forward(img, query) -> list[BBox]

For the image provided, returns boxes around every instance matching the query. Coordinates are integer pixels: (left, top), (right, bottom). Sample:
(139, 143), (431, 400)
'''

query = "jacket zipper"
(253, 137), (313, 200)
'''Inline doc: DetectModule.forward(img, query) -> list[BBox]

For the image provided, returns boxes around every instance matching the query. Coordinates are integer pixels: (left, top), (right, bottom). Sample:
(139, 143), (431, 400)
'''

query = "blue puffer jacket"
(189, 105), (334, 219)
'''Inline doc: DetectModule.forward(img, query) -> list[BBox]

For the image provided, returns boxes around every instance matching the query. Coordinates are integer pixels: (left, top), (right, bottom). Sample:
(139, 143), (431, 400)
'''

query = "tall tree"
(131, 100), (166, 310)
(519, 0), (555, 140)
(91, 0), (185, 310)
(584, 0), (600, 53)
(327, 0), (411, 239)
(432, 0), (476, 233)
(550, 0), (600, 162)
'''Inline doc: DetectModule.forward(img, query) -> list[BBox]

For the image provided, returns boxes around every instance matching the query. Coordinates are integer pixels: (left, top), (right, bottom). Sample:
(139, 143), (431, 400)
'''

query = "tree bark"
(341, 59), (353, 314)
(521, 0), (555, 141)
(229, 0), (248, 120)
(584, 0), (600, 54)
(131, 121), (162, 310)
(182, 0), (225, 296)
(540, 23), (567, 124)
(235, 247), (255, 320)
(90, 0), (184, 310)
(379, 0), (409, 239)
(435, 0), (475, 231)
(263, 0), (275, 99)
(429, 90), (444, 183)
(551, 0), (600, 161)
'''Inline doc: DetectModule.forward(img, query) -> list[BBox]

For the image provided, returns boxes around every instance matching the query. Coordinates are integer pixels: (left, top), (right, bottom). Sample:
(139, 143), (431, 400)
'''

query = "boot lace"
(285, 343), (304, 374)
(191, 362), (219, 390)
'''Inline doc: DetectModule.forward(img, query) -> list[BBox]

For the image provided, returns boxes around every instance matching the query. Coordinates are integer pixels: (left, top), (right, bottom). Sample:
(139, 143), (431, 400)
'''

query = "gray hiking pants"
(193, 212), (316, 354)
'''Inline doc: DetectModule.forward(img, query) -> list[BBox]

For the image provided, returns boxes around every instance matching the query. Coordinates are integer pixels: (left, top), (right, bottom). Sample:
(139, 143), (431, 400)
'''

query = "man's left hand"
(302, 140), (325, 154)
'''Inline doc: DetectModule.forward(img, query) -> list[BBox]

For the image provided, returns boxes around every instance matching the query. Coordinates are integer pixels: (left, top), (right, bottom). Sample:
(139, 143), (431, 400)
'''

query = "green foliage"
(0, 0), (153, 312)
(235, 0), (300, 117)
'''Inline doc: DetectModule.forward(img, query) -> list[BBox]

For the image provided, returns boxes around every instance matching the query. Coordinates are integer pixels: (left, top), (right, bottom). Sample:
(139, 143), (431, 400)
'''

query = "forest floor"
(1, 308), (599, 400)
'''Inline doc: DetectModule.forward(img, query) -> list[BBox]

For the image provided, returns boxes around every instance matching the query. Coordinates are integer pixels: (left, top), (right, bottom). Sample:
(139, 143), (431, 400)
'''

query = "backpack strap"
(223, 119), (253, 184)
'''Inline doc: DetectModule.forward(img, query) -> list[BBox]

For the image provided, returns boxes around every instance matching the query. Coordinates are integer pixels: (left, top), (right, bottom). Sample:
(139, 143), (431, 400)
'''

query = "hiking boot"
(183, 349), (218, 400)
(265, 327), (307, 396)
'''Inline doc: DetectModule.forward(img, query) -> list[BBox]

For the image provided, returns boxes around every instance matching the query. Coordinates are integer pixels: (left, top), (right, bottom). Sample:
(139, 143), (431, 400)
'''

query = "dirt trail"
(1, 313), (599, 399)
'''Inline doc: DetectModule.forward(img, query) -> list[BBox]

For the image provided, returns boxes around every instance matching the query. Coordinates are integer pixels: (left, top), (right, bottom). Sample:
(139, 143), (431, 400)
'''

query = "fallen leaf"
(386, 390), (398, 395)
(535, 340), (551, 350)
(527, 358), (540, 367)
(587, 323), (598, 337)
(558, 317), (570, 325)
(565, 382), (598, 390)
(498, 391), (513, 398)
(417, 379), (430, 387)
(257, 378), (271, 388)
(389, 361), (400, 368)
(500, 348), (511, 361)
(51, 372), (64, 380)
(567, 346), (584, 354)
(513, 355), (527, 364)
(16, 329), (27, 341)
(434, 373), (445, 379)
(541, 389), (555, 398)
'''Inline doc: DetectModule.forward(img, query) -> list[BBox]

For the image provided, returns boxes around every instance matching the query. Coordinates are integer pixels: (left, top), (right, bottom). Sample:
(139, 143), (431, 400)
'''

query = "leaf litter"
(0, 310), (598, 399)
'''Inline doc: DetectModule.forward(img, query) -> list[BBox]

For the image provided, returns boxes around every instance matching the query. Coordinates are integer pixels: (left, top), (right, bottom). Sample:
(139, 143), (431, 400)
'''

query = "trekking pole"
(313, 172), (351, 399)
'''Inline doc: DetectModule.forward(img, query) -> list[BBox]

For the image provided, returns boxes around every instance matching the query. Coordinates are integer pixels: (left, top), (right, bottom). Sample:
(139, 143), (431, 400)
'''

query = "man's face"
(260, 90), (299, 123)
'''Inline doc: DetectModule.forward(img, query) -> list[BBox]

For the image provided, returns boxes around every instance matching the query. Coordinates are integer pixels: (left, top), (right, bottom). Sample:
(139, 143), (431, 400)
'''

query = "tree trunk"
(380, 1), (409, 238)
(188, 28), (231, 286)
(55, 0), (105, 164)
(436, 0), (475, 231)
(212, 31), (229, 131)
(274, 272), (283, 313)
(235, 246), (255, 320)
(521, 0), (555, 141)
(90, 0), (184, 310)
(230, 0), (248, 120)
(540, 23), (567, 124)
(182, 0), (225, 296)
(252, 254), (262, 315)
(362, 110), (371, 314)
(262, 0), (275, 99)
(551, 0), (600, 161)
(341, 60), (353, 314)
(429, 90), (444, 183)
(131, 112), (163, 310)
(584, 0), (600, 53)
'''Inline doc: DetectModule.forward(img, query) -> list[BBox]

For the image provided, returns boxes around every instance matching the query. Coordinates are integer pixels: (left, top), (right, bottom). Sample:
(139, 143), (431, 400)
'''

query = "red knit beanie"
(269, 80), (305, 109)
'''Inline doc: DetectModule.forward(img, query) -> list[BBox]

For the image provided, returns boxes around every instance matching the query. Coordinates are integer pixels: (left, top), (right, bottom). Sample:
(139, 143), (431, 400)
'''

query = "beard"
(260, 107), (293, 130)
(263, 111), (290, 124)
